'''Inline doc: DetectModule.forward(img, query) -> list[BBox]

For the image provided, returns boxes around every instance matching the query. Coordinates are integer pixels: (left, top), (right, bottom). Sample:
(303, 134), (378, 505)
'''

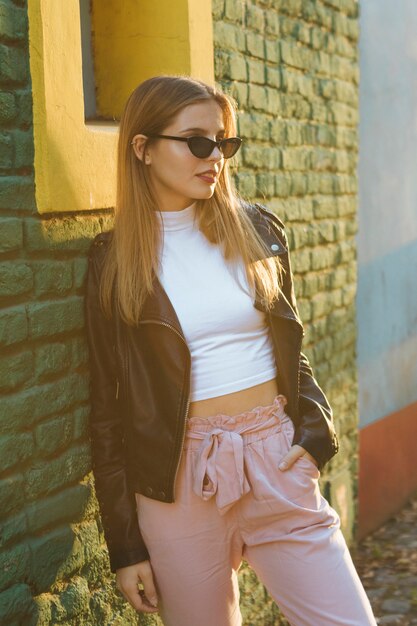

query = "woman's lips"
(197, 174), (216, 183)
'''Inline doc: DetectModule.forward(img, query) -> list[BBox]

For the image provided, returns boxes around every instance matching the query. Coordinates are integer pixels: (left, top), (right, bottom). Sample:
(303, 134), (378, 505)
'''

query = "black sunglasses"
(145, 134), (242, 159)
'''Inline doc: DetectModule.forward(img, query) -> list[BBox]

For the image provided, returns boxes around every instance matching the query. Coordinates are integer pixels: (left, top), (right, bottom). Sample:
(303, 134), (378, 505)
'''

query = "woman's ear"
(131, 134), (151, 164)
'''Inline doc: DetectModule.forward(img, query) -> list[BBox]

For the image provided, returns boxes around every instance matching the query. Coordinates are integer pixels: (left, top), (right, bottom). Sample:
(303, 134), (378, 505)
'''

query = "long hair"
(99, 74), (283, 325)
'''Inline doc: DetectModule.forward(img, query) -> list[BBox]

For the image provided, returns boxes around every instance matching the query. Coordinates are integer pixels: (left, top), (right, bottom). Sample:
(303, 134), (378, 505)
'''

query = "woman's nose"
(208, 145), (223, 161)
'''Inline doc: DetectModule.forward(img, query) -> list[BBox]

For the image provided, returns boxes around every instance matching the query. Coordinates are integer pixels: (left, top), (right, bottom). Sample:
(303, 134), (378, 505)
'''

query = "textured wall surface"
(357, 0), (417, 428)
(0, 0), (360, 624)
(213, 0), (360, 537)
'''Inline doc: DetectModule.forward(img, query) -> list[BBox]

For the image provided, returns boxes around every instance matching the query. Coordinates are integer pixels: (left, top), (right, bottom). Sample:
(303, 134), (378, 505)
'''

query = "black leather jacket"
(84, 202), (339, 572)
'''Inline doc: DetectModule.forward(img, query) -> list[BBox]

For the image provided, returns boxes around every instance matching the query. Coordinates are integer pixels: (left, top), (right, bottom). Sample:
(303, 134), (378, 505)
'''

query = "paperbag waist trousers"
(135, 394), (377, 626)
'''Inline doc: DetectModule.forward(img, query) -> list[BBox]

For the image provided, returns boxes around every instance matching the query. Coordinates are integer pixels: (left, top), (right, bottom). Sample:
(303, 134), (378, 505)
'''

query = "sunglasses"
(144, 134), (242, 159)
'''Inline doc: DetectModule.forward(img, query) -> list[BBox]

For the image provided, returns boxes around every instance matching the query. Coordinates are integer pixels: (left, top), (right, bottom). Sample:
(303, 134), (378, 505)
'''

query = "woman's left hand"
(278, 444), (319, 470)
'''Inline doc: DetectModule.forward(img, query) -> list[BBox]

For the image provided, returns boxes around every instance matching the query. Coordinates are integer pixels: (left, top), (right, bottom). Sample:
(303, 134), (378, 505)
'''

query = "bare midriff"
(187, 377), (280, 419)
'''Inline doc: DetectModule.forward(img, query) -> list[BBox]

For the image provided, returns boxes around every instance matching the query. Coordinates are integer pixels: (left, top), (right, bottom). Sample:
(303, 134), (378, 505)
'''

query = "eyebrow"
(179, 127), (225, 134)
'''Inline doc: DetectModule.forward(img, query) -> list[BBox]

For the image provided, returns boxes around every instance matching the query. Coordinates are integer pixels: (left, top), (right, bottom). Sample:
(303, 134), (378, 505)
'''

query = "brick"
(0, 91), (16, 122)
(0, 350), (33, 391)
(247, 58), (265, 85)
(0, 1), (27, 41)
(280, 40), (317, 72)
(281, 147), (310, 171)
(245, 3), (264, 32)
(24, 443), (91, 499)
(241, 145), (280, 170)
(224, 0), (244, 23)
(0, 131), (13, 168)
(316, 125), (336, 147)
(255, 172), (275, 198)
(265, 66), (280, 88)
(238, 113), (269, 141)
(213, 21), (245, 51)
(227, 54), (247, 81)
(72, 405), (90, 441)
(0, 261), (32, 296)
(0, 431), (34, 472)
(28, 525), (75, 593)
(314, 220), (337, 244)
(310, 244), (338, 271)
(246, 32), (265, 59)
(0, 305), (28, 347)
(13, 128), (34, 169)
(0, 217), (22, 253)
(292, 224), (310, 248)
(0, 373), (89, 434)
(28, 297), (84, 339)
(290, 248), (311, 273)
(0, 475), (25, 519)
(32, 260), (73, 296)
(0, 584), (32, 623)
(15, 89), (33, 127)
(285, 123), (303, 146)
(35, 414), (74, 456)
(313, 335), (336, 363)
(228, 80), (248, 108)
(328, 101), (358, 126)
(265, 39), (279, 64)
(278, 92), (311, 119)
(212, 0), (224, 20)
(289, 172), (309, 196)
(234, 172), (256, 197)
(301, 274), (319, 299)
(297, 298), (311, 323)
(0, 175), (35, 210)
(26, 483), (91, 533)
(73, 256), (88, 290)
(0, 44), (27, 84)
(0, 543), (30, 593)
(24, 217), (101, 253)
(0, 510), (27, 548)
(34, 341), (72, 380)
(247, 84), (267, 111)
(264, 11), (279, 36)
(70, 336), (88, 370)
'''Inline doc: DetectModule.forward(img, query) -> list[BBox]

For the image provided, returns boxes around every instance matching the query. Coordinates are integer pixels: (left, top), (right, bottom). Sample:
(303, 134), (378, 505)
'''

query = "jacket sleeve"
(84, 237), (150, 572)
(262, 208), (340, 470)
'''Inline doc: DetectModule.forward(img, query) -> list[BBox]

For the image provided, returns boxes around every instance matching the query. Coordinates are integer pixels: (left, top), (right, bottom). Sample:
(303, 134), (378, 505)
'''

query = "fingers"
(116, 561), (159, 614)
(140, 562), (159, 609)
(279, 444), (317, 471)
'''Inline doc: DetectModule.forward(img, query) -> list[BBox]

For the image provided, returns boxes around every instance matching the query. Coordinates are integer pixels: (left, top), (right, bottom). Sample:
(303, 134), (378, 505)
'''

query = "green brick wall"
(213, 0), (360, 542)
(0, 1), (360, 624)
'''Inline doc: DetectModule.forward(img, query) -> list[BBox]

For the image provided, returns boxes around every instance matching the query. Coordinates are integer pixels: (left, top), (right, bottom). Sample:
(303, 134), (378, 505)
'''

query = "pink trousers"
(135, 394), (377, 626)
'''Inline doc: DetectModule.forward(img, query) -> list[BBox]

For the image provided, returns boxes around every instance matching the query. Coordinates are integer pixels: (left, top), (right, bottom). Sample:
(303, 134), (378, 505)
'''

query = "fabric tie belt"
(188, 400), (287, 514)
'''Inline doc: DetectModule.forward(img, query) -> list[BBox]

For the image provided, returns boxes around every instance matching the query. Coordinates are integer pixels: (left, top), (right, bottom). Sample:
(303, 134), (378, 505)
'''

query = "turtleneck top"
(155, 202), (277, 402)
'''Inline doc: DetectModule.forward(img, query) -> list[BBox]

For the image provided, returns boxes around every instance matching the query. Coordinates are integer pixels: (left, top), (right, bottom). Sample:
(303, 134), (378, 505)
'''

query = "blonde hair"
(99, 74), (283, 325)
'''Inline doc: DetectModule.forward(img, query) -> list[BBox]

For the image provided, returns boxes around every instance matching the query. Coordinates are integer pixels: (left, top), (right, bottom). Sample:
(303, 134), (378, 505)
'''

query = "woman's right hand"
(116, 560), (159, 614)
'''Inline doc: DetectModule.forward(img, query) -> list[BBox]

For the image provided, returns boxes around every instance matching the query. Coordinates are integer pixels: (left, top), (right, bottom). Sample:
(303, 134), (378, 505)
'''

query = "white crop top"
(155, 202), (277, 402)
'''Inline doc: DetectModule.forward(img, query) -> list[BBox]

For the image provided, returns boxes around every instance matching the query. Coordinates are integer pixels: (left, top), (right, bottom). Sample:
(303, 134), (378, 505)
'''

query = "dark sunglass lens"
(221, 138), (242, 158)
(188, 137), (213, 158)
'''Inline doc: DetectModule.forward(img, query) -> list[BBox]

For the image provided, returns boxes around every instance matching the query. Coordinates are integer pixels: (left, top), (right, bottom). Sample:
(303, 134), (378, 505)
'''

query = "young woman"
(85, 75), (377, 625)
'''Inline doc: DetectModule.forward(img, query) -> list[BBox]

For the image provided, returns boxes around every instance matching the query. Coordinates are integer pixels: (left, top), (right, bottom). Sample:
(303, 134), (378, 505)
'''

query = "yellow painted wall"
(28, 0), (214, 213)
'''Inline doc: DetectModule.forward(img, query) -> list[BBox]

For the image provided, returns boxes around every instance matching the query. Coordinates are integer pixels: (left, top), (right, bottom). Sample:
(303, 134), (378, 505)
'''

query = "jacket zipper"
(138, 319), (190, 499)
